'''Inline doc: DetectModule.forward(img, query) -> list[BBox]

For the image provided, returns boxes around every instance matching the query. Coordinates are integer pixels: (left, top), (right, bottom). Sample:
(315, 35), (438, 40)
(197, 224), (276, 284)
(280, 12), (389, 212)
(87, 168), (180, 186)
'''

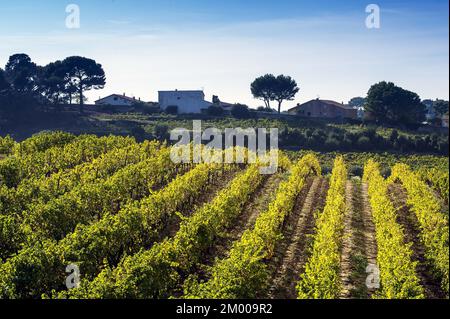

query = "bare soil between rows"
(266, 176), (329, 299)
(389, 183), (446, 299)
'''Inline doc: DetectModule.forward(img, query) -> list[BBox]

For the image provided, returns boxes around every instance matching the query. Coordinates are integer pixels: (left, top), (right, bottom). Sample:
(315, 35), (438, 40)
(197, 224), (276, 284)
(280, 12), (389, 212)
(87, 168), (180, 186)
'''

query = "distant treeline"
(147, 123), (448, 156)
(0, 53), (105, 119)
(279, 127), (449, 155)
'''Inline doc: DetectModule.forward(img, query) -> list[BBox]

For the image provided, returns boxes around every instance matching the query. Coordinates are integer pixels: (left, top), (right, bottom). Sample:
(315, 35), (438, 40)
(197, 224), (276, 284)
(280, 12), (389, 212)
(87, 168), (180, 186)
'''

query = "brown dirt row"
(199, 172), (285, 272)
(339, 181), (378, 299)
(266, 176), (329, 299)
(388, 183), (446, 299)
(360, 183), (379, 298)
(339, 180), (356, 298)
(169, 172), (285, 298)
(159, 167), (242, 241)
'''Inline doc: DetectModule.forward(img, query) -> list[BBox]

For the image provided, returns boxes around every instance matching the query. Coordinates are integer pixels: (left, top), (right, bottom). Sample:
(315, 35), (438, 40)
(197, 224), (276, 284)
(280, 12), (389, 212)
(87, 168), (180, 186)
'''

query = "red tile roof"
(288, 99), (354, 112)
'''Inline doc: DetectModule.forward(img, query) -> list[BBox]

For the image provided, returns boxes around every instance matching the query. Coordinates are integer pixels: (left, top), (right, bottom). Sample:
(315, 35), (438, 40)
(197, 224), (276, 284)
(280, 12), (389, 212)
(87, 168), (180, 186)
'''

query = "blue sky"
(0, 0), (448, 109)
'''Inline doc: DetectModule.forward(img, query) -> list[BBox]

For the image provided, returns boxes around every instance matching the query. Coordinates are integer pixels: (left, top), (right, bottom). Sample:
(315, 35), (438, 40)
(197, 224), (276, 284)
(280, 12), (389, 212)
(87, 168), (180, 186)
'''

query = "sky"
(0, 0), (448, 110)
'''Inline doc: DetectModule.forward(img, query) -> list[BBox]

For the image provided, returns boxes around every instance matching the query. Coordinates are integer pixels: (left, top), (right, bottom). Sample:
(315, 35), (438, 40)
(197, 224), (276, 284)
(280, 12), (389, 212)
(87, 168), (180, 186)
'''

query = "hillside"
(1, 110), (448, 155)
(0, 132), (448, 299)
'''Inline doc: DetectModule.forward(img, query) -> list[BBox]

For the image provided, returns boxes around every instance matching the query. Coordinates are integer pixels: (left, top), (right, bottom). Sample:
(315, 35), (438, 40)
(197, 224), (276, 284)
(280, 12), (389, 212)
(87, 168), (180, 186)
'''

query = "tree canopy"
(273, 75), (299, 113)
(1, 54), (106, 114)
(231, 103), (252, 119)
(433, 99), (449, 117)
(0, 68), (10, 92)
(40, 61), (69, 105)
(365, 81), (426, 126)
(251, 74), (299, 113)
(61, 56), (106, 112)
(348, 97), (366, 108)
(251, 74), (277, 109)
(5, 54), (38, 93)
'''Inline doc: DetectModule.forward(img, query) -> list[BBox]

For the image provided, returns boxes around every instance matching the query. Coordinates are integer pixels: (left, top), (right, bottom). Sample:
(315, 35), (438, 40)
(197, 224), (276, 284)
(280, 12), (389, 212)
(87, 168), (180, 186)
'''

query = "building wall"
(158, 91), (212, 114)
(356, 107), (365, 119)
(291, 100), (357, 119)
(95, 95), (135, 106)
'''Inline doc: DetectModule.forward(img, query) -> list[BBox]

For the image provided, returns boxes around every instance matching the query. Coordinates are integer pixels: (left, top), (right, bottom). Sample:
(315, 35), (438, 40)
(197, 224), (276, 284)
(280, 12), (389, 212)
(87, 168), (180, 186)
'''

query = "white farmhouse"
(95, 93), (140, 106)
(158, 90), (212, 114)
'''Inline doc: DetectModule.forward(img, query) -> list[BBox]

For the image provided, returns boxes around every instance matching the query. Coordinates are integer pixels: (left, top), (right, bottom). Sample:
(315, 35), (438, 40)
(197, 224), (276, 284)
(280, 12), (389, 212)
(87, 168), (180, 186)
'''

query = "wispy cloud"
(0, 4), (448, 108)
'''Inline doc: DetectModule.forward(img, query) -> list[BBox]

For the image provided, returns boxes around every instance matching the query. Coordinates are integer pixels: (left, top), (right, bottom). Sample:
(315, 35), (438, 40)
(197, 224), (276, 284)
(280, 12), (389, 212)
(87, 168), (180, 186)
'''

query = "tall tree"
(0, 68), (10, 92)
(251, 74), (277, 109)
(348, 97), (366, 108)
(433, 99), (449, 117)
(273, 75), (299, 113)
(422, 99), (433, 109)
(60, 56), (106, 112)
(0, 67), (35, 119)
(40, 61), (68, 105)
(4, 54), (38, 93)
(365, 81), (426, 125)
(65, 81), (78, 105)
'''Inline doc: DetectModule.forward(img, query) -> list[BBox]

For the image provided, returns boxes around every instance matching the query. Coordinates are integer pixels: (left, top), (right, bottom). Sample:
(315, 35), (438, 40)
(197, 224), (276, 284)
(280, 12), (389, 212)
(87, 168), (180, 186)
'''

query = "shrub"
(206, 105), (224, 116)
(396, 135), (410, 152)
(356, 136), (371, 151)
(231, 104), (252, 119)
(154, 125), (170, 141)
(349, 165), (363, 177)
(324, 137), (340, 150)
(130, 126), (146, 142)
(380, 166), (391, 178)
(257, 106), (274, 113)
(133, 102), (160, 115)
(438, 141), (449, 155)
(389, 129), (399, 143)
(321, 165), (332, 176)
(362, 128), (377, 139)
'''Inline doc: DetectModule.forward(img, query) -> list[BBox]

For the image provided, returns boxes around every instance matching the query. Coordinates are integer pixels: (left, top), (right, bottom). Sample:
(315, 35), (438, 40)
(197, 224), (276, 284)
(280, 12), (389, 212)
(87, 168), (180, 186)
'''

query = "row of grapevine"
(59, 164), (266, 299)
(21, 146), (181, 242)
(0, 134), (135, 188)
(0, 162), (225, 299)
(60, 163), (229, 279)
(363, 160), (424, 299)
(2, 132), (83, 186)
(183, 154), (321, 299)
(1, 132), (76, 158)
(0, 140), (158, 216)
(0, 141), (162, 259)
(389, 164), (449, 295)
(296, 156), (347, 299)
(417, 167), (449, 205)
(0, 135), (16, 156)
(12, 132), (76, 157)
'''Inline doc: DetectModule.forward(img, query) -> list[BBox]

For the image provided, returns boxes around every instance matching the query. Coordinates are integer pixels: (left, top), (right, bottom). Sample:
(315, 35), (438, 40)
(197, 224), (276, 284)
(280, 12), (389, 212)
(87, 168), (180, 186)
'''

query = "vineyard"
(0, 132), (448, 299)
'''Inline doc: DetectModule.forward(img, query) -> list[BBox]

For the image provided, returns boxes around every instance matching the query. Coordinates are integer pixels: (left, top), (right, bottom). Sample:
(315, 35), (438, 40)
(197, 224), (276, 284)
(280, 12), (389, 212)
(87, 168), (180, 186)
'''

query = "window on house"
(114, 97), (118, 101)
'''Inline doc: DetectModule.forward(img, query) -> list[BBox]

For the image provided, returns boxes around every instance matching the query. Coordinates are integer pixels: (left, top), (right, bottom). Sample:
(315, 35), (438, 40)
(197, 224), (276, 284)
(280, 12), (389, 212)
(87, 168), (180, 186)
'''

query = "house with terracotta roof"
(288, 99), (357, 119)
(95, 93), (141, 107)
